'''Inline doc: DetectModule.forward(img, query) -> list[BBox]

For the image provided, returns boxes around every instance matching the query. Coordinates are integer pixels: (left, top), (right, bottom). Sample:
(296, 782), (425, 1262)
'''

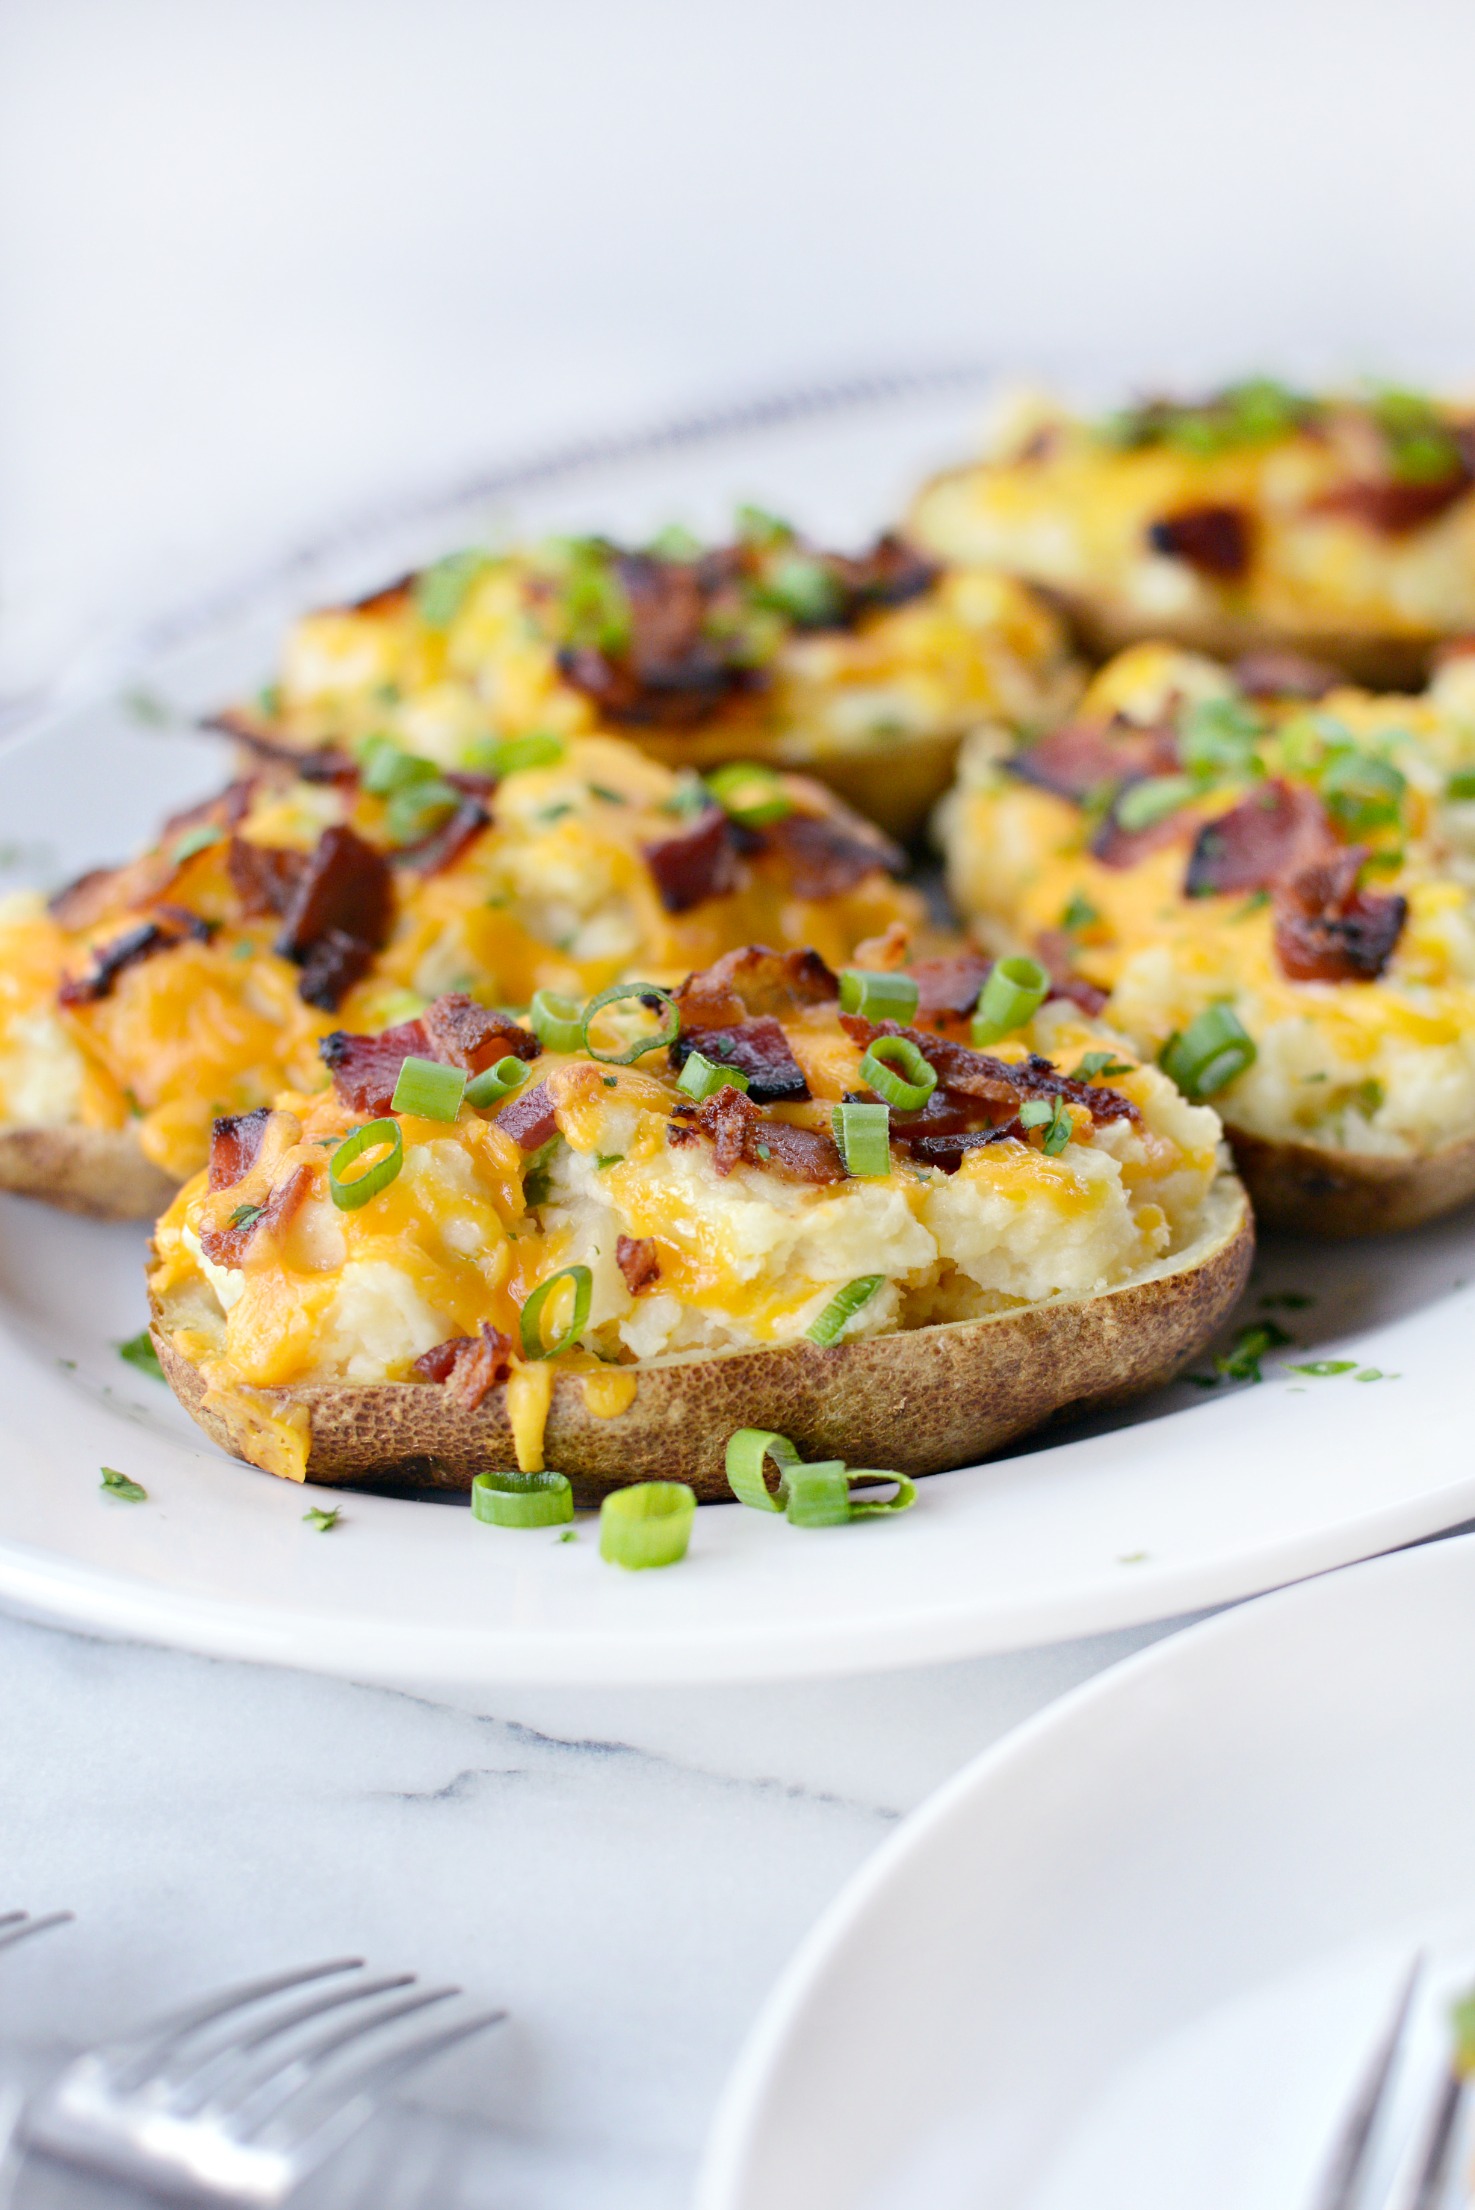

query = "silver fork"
(1315, 1955), (1474, 2210)
(23, 1957), (505, 2207)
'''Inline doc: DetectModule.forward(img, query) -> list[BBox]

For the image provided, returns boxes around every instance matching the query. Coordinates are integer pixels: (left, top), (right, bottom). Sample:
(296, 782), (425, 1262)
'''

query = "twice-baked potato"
(219, 511), (1081, 840)
(910, 381), (1475, 687)
(0, 731), (924, 1217)
(147, 949), (1251, 1494)
(937, 639), (1475, 1233)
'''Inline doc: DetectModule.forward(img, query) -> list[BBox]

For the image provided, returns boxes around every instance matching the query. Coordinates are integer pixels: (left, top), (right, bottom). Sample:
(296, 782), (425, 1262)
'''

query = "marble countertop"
(0, 1607), (1188, 2207)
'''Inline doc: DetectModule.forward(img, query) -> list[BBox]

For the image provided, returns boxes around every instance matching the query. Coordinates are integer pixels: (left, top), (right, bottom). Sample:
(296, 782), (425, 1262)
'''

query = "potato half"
(0, 1126), (176, 1220)
(151, 1173), (1251, 1497)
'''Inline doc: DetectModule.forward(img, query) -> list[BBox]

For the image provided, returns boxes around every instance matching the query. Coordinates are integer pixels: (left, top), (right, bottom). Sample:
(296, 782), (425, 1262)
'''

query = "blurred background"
(3, 0), (1475, 700)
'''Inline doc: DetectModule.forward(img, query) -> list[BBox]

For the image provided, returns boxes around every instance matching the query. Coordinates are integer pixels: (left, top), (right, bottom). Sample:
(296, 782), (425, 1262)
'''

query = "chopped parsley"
(226, 1202), (266, 1232)
(1061, 893), (1100, 935)
(116, 1330), (165, 1383)
(303, 1505), (342, 1532)
(1074, 1051), (1133, 1081)
(593, 1154), (625, 1170)
(100, 1468), (147, 1502)
(1284, 1359), (1357, 1377)
(1215, 1320), (1294, 1384)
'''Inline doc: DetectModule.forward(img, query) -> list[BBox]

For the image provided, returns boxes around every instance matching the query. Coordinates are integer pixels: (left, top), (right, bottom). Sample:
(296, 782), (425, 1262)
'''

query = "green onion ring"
(519, 1264), (593, 1359)
(1159, 1001), (1257, 1100)
(845, 1470), (918, 1517)
(471, 1469), (574, 1528)
(599, 1481), (697, 1569)
(464, 1056), (531, 1109)
(858, 1035), (937, 1111)
(704, 761), (793, 828)
(676, 1049), (751, 1103)
(781, 1462), (854, 1529)
(580, 982), (680, 1066)
(724, 1427), (802, 1511)
(838, 968), (920, 1021)
(832, 1100), (891, 1178)
(530, 988), (586, 1052)
(806, 1275), (885, 1347)
(390, 1054), (467, 1120)
(328, 1118), (404, 1211)
(971, 954), (1050, 1047)
(468, 731), (566, 778)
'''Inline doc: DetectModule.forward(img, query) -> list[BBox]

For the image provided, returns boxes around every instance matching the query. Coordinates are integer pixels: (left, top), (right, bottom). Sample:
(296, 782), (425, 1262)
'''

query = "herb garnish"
(101, 1468), (147, 1502)
(226, 1202), (266, 1232)
(117, 1330), (165, 1383)
(303, 1506), (342, 1532)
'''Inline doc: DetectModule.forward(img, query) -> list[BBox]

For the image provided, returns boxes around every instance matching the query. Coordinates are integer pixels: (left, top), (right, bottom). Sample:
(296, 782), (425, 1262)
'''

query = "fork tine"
(0, 1911), (72, 1955)
(264, 2009), (507, 2158)
(167, 1974), (418, 2116)
(1315, 1957), (1425, 2210)
(222, 1986), (461, 2131)
(1407, 2069), (1466, 2210)
(110, 1958), (364, 2091)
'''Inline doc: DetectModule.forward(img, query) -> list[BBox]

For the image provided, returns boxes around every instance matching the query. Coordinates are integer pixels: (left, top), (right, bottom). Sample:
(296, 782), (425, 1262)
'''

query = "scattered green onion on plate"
(472, 1469), (574, 1527)
(599, 1481), (697, 1568)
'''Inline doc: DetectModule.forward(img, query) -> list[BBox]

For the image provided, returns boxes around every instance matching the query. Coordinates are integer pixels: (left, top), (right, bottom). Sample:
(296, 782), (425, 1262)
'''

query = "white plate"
(698, 1529), (1475, 2210)
(4, 378), (1475, 1688)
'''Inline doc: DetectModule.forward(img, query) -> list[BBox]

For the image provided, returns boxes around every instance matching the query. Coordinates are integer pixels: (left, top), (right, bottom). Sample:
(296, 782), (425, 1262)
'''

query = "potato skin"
(151, 1175), (1253, 1499)
(1227, 1126), (1475, 1238)
(1056, 592), (1436, 695)
(0, 1125), (176, 1220)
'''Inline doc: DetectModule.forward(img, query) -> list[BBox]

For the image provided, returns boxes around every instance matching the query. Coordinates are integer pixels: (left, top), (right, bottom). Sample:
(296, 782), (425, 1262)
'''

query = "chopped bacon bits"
(616, 1235), (661, 1294)
(822, 533), (939, 613)
(392, 797), (490, 876)
(198, 1161), (312, 1270)
(497, 1080), (559, 1153)
(162, 779), (256, 847)
(903, 1127), (1021, 1172)
(756, 808), (904, 899)
(1184, 781), (1336, 899)
(675, 944), (839, 1029)
(1090, 789), (1196, 871)
(1314, 475), (1471, 536)
(1033, 932), (1109, 1018)
(1273, 851), (1407, 981)
(843, 1016), (1138, 1126)
(420, 994), (540, 1071)
(207, 1107), (272, 1192)
(227, 838), (308, 918)
(670, 1016), (810, 1103)
(49, 781), (257, 934)
(202, 711), (357, 784)
(58, 906), (217, 1006)
(692, 1084), (844, 1182)
(1231, 651), (1340, 701)
(320, 1016), (430, 1114)
(910, 952), (992, 1025)
(274, 826), (393, 1011)
(642, 807), (740, 913)
(1008, 720), (1180, 804)
(296, 929), (378, 1013)
(1147, 503), (1252, 579)
(411, 1323), (512, 1412)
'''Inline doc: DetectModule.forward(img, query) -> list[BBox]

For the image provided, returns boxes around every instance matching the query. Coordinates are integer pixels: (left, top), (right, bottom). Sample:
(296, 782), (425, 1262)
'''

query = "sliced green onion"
(465, 1056), (530, 1108)
(465, 731), (567, 778)
(599, 1481), (696, 1569)
(329, 1118), (404, 1210)
(358, 734), (429, 795)
(807, 1275), (885, 1346)
(581, 982), (680, 1066)
(519, 1265), (593, 1359)
(1115, 774), (1195, 833)
(530, 988), (586, 1052)
(724, 1427), (801, 1511)
(971, 955), (1050, 1046)
(1447, 770), (1475, 802)
(846, 1471), (918, 1518)
(782, 1461), (853, 1528)
(1159, 1002), (1257, 1100)
(385, 777), (459, 846)
(1285, 1359), (1358, 1378)
(858, 1035), (937, 1111)
(472, 1469), (574, 1527)
(677, 1049), (751, 1102)
(705, 761), (794, 828)
(100, 1467), (147, 1502)
(170, 822), (224, 865)
(839, 969), (920, 1021)
(390, 1055), (466, 1121)
(1019, 1096), (1073, 1154)
(833, 1100), (891, 1177)
(414, 549), (487, 630)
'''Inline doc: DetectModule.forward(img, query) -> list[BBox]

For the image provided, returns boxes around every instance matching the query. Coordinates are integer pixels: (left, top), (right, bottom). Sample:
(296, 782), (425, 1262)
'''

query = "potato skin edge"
(0, 1125), (176, 1221)
(151, 1176), (1254, 1498)
(1227, 1125), (1475, 1237)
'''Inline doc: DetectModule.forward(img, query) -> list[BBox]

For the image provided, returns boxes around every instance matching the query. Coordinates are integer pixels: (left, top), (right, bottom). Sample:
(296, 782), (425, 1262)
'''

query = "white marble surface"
(0, 1606), (1187, 2206)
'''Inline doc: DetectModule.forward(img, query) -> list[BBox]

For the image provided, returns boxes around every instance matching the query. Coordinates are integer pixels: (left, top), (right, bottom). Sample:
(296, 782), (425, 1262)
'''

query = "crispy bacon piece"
(198, 1161), (312, 1269)
(1231, 651), (1340, 701)
(296, 930), (378, 1012)
(275, 825), (392, 965)
(1033, 932), (1109, 1018)
(207, 1107), (272, 1192)
(843, 1017), (1138, 1125)
(1091, 787), (1197, 870)
(902, 1126), (1023, 1173)
(911, 952), (992, 1025)
(421, 994), (540, 1071)
(616, 1235), (661, 1294)
(49, 781), (257, 932)
(1008, 720), (1180, 804)
(320, 1016), (430, 1114)
(227, 837), (308, 918)
(1273, 851), (1407, 981)
(162, 780), (256, 847)
(757, 808), (904, 899)
(498, 1080), (559, 1152)
(821, 532), (938, 613)
(1147, 503), (1252, 579)
(675, 944), (839, 1030)
(641, 806), (740, 913)
(1184, 781), (1336, 899)
(392, 798), (490, 876)
(1314, 475), (1471, 536)
(411, 1323), (512, 1411)
(58, 906), (216, 1006)
(669, 1016), (809, 1103)
(202, 711), (356, 784)
(561, 550), (761, 729)
(349, 573), (414, 616)
(692, 1085), (845, 1182)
